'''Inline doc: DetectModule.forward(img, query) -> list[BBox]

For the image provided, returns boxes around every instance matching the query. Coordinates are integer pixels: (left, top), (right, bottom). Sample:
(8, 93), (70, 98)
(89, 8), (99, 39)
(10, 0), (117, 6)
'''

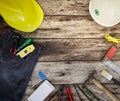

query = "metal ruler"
(103, 60), (120, 74)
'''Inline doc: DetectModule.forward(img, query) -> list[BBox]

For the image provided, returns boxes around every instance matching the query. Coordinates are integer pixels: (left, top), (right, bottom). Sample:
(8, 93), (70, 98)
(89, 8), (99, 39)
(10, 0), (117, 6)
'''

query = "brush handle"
(112, 78), (120, 86)
(92, 79), (120, 101)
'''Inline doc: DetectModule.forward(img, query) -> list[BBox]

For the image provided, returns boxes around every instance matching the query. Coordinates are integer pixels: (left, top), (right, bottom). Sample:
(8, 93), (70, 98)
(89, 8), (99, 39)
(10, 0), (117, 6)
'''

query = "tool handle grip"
(112, 78), (120, 86)
(82, 86), (95, 98)
(92, 79), (120, 101)
(17, 38), (33, 52)
(66, 87), (73, 101)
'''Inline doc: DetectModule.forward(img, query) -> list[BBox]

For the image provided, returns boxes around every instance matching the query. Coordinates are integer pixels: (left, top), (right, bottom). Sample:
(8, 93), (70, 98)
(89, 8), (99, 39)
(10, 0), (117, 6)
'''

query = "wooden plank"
(1, 16), (120, 39)
(22, 84), (120, 101)
(20, 16), (120, 38)
(0, 32), (119, 61)
(37, 0), (89, 15)
(32, 39), (120, 61)
(23, 61), (120, 100)
(29, 61), (120, 84)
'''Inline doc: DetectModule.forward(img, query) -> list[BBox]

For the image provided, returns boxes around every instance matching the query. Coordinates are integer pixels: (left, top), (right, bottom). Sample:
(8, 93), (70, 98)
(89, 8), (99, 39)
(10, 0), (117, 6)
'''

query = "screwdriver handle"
(66, 87), (73, 101)
(82, 86), (95, 99)
(92, 79), (120, 101)
(17, 38), (33, 52)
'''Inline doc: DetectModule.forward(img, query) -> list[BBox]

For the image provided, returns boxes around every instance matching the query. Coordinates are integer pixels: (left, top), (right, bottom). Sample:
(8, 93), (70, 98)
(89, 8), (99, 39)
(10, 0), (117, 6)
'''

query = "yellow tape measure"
(105, 34), (120, 44)
(16, 44), (35, 58)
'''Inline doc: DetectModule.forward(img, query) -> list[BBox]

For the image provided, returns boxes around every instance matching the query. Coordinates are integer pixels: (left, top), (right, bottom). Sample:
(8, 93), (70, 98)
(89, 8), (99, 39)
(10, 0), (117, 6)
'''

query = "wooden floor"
(0, 0), (120, 101)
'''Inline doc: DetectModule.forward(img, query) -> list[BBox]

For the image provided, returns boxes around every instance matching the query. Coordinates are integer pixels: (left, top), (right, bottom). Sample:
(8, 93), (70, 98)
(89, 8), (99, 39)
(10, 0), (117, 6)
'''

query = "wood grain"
(0, 0), (120, 101)
(29, 61), (120, 84)
(20, 16), (120, 39)
(37, 0), (89, 15)
(31, 39), (120, 61)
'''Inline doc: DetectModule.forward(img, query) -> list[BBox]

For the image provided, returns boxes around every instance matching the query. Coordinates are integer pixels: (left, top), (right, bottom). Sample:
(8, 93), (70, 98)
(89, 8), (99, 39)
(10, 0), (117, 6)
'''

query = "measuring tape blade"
(103, 60), (120, 74)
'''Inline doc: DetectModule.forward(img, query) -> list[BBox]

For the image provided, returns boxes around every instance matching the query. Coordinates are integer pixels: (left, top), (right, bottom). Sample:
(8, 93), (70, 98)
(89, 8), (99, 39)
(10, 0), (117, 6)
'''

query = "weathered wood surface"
(20, 16), (120, 39)
(33, 39), (119, 61)
(29, 61), (120, 84)
(37, 0), (89, 15)
(0, 0), (120, 101)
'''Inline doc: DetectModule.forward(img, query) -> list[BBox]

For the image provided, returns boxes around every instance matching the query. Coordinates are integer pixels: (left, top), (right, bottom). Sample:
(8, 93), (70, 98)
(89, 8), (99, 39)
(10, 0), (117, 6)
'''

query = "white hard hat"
(89, 0), (120, 27)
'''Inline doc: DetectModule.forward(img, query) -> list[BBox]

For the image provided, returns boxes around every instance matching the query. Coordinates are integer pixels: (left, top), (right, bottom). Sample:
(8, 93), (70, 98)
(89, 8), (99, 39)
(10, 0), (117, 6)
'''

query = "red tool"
(66, 87), (73, 101)
(10, 48), (17, 55)
(9, 35), (19, 55)
(105, 46), (117, 60)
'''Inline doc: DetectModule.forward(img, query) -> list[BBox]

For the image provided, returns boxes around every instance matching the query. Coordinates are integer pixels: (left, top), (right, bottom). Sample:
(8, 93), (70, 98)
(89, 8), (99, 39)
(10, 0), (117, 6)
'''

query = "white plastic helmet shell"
(89, 0), (120, 27)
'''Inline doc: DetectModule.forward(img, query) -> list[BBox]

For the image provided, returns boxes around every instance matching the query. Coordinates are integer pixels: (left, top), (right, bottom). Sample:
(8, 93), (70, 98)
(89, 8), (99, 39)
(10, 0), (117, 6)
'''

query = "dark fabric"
(0, 31), (41, 101)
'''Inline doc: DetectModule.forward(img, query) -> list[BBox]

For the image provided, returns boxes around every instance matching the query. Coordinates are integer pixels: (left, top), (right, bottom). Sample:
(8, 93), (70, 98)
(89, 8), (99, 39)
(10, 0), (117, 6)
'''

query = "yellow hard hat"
(89, 0), (120, 27)
(0, 0), (44, 32)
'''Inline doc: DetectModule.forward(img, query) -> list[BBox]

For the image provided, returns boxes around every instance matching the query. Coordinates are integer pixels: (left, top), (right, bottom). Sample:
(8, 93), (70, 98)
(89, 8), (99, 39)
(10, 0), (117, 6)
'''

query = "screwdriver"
(73, 85), (85, 101)
(16, 38), (33, 52)
(82, 86), (99, 101)
(77, 86), (93, 101)
(82, 86), (95, 99)
(66, 87), (74, 101)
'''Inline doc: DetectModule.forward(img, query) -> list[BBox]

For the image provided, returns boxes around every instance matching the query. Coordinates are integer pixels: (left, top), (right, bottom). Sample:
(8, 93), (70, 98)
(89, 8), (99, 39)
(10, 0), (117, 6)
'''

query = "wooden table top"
(0, 0), (120, 101)
(23, 0), (120, 101)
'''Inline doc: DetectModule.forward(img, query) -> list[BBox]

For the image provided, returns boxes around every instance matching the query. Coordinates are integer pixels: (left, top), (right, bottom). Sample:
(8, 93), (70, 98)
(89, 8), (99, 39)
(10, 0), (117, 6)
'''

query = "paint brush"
(101, 70), (120, 86)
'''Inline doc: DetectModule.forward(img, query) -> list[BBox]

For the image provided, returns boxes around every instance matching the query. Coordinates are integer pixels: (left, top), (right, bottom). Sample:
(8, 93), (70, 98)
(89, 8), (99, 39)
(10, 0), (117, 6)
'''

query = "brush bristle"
(101, 70), (113, 80)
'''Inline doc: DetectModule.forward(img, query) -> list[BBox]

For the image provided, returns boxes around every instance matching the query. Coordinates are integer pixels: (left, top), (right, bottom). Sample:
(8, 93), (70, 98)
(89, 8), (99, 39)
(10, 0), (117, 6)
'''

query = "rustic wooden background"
(0, 0), (120, 101)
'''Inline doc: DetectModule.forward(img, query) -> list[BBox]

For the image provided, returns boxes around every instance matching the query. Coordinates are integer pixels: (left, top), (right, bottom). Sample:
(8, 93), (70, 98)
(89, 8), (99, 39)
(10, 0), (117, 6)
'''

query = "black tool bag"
(0, 31), (41, 101)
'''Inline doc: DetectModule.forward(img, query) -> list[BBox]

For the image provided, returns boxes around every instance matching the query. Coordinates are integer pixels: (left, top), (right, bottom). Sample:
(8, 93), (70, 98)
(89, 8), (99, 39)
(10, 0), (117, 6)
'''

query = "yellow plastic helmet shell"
(89, 0), (120, 27)
(0, 0), (44, 32)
